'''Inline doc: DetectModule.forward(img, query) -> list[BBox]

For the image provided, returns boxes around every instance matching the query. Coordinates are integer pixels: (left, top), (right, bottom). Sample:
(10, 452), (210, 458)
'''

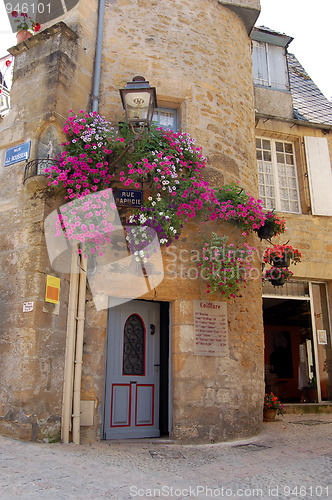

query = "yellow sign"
(45, 275), (60, 304)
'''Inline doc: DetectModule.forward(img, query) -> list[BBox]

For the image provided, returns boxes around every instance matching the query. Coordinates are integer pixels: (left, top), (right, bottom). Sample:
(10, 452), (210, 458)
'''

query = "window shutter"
(267, 45), (288, 91)
(304, 136), (332, 216)
(252, 41), (269, 86)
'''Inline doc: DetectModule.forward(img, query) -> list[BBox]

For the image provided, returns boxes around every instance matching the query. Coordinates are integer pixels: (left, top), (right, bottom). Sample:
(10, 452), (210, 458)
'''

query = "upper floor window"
(256, 138), (301, 213)
(252, 40), (289, 91)
(153, 108), (177, 131)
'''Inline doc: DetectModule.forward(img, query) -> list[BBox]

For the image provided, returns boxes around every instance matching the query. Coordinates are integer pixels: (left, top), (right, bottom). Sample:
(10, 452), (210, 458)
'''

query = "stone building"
(0, 1), (330, 445)
(252, 26), (332, 407)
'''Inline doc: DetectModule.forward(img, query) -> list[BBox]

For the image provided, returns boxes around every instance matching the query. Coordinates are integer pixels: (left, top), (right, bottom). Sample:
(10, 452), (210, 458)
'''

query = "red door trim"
(135, 384), (155, 426)
(110, 383), (131, 427)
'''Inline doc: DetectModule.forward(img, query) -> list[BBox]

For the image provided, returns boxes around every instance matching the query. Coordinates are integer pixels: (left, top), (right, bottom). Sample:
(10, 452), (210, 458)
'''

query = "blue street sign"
(4, 142), (31, 167)
(114, 189), (143, 207)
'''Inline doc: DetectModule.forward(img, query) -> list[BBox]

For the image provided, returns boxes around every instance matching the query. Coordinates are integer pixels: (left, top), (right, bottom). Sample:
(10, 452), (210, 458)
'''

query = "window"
(152, 108), (177, 131)
(252, 41), (289, 91)
(0, 87), (10, 114)
(256, 138), (301, 213)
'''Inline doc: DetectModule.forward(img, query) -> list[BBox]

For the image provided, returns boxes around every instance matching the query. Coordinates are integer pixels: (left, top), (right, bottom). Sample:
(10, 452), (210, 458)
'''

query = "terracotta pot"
(263, 408), (277, 422)
(16, 30), (33, 44)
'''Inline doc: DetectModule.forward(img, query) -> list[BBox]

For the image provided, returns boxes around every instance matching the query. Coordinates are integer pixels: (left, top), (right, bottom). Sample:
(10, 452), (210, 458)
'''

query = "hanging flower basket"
(256, 220), (275, 240)
(255, 211), (286, 240)
(270, 276), (286, 287)
(263, 244), (301, 268)
(263, 266), (293, 287)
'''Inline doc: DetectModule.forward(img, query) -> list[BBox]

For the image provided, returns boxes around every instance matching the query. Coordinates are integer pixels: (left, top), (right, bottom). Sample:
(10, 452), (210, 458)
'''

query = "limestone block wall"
(78, 0), (264, 443)
(0, 23), (95, 441)
(99, 0), (259, 194)
(0, 0), (265, 443)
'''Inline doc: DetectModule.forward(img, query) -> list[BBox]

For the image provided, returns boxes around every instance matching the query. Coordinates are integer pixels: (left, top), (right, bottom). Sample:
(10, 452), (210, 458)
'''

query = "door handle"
(154, 364), (160, 367)
(150, 324), (155, 335)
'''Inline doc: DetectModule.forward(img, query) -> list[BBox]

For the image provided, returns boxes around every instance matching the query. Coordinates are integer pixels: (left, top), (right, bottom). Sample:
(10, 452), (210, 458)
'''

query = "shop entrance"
(263, 282), (332, 403)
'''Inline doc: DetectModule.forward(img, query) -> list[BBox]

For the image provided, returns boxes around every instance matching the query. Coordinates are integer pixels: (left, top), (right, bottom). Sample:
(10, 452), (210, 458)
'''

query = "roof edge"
(255, 112), (332, 131)
(252, 26), (293, 48)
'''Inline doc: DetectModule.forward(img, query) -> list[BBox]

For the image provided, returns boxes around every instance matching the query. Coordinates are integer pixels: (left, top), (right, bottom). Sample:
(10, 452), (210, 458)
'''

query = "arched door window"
(122, 314), (145, 375)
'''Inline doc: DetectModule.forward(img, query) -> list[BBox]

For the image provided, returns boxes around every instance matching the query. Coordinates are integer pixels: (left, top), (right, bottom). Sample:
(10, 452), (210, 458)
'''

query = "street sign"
(114, 189), (143, 207)
(4, 141), (31, 167)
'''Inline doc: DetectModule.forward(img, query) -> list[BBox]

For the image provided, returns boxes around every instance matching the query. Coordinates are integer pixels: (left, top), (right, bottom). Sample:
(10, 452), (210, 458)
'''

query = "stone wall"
(0, 0), (265, 443)
(0, 23), (93, 441)
(79, 0), (264, 443)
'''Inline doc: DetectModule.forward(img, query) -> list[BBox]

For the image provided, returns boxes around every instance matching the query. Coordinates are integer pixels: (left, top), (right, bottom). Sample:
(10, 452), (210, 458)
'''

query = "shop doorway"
(263, 282), (332, 403)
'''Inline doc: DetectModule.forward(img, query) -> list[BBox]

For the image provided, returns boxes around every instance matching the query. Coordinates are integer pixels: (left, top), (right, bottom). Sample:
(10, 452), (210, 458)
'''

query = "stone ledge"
(218, 1), (260, 34)
(284, 404), (332, 415)
(8, 22), (77, 57)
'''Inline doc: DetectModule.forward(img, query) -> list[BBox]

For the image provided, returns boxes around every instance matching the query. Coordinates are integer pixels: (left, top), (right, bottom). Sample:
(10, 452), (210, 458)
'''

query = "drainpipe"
(91, 0), (106, 113)
(63, 0), (105, 443)
(72, 253), (87, 444)
(61, 245), (80, 443)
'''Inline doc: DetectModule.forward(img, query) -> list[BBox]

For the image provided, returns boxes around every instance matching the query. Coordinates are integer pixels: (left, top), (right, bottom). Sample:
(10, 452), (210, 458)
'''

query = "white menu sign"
(194, 300), (228, 356)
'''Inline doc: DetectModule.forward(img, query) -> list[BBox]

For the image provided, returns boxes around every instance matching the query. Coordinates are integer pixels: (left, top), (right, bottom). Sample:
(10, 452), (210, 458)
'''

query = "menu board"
(194, 300), (228, 356)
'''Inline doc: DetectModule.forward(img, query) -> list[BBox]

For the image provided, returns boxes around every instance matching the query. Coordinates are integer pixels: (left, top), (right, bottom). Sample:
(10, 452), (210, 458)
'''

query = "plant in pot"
(263, 266), (294, 287)
(263, 392), (285, 421)
(11, 11), (41, 43)
(263, 244), (302, 268)
(302, 377), (318, 403)
(256, 211), (286, 240)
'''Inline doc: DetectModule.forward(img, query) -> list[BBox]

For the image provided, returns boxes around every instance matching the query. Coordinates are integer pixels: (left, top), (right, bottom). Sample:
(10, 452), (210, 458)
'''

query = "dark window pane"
(262, 139), (271, 150)
(123, 314), (145, 376)
(263, 150), (272, 161)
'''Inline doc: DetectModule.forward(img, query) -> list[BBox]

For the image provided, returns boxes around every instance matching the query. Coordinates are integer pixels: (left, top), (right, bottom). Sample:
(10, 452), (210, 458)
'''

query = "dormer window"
(252, 41), (289, 91)
(252, 28), (293, 92)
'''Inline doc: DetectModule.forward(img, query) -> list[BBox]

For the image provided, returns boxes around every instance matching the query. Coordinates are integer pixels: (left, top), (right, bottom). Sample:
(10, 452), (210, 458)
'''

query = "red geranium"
(11, 10), (18, 17)
(34, 23), (41, 32)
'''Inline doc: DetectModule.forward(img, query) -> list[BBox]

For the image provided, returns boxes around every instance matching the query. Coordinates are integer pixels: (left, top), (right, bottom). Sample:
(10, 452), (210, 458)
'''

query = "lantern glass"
(120, 77), (157, 130)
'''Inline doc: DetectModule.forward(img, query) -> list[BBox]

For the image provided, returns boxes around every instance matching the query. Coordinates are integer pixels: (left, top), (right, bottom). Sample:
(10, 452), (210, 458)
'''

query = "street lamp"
(119, 76), (157, 131)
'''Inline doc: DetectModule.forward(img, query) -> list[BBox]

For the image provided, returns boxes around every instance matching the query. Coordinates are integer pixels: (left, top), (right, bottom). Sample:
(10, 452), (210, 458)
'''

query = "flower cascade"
(55, 189), (117, 257)
(212, 182), (266, 234)
(197, 233), (257, 299)
(47, 109), (293, 299)
(46, 111), (117, 200)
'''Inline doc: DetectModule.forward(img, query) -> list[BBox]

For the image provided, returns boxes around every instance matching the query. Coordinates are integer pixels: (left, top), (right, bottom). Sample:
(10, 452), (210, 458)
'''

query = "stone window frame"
(152, 107), (178, 131)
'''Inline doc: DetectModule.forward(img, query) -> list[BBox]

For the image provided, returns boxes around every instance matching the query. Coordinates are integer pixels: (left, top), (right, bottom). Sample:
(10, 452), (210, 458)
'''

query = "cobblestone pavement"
(1, 414), (332, 499)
